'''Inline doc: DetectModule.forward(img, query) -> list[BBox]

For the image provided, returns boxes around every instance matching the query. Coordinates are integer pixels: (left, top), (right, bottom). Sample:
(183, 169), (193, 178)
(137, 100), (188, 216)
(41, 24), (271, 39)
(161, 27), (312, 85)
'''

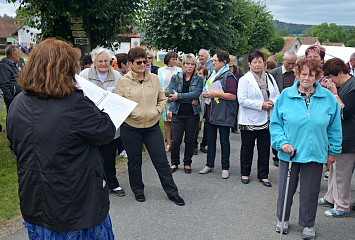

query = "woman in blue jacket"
(270, 59), (342, 239)
(169, 53), (203, 173)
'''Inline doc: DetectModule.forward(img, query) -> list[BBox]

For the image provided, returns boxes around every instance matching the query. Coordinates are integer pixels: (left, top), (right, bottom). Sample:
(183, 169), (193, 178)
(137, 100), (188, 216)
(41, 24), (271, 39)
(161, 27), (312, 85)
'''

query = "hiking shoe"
(199, 166), (214, 174)
(302, 227), (315, 239)
(324, 170), (329, 181)
(111, 188), (126, 197)
(324, 208), (350, 218)
(275, 220), (289, 234)
(318, 198), (334, 208)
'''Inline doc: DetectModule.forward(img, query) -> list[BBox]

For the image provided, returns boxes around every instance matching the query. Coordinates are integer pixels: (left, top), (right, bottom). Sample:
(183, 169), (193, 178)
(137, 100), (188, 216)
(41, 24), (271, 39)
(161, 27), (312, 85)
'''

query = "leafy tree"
(345, 27), (355, 47)
(7, 0), (142, 51)
(266, 33), (285, 54)
(305, 22), (346, 43)
(139, 0), (237, 54)
(277, 29), (289, 37)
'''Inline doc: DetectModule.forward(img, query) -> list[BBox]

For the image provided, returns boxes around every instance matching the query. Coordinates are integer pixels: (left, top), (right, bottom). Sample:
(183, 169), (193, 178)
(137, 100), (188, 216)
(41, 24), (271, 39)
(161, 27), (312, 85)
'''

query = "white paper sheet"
(75, 75), (137, 129)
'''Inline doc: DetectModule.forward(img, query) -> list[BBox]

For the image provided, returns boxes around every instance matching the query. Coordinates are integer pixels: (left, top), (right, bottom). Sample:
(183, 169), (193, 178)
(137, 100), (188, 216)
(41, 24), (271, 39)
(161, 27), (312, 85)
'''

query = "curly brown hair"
(18, 38), (79, 99)
(295, 58), (323, 80)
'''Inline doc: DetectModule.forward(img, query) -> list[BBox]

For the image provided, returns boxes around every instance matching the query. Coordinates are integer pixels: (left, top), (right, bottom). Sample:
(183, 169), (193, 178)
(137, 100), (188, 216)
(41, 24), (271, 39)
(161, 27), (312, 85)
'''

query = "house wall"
(18, 25), (41, 47)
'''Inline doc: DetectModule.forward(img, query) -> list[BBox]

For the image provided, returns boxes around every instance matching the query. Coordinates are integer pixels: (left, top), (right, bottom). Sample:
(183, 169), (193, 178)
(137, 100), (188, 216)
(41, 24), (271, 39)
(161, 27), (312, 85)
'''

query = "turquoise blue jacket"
(270, 81), (342, 164)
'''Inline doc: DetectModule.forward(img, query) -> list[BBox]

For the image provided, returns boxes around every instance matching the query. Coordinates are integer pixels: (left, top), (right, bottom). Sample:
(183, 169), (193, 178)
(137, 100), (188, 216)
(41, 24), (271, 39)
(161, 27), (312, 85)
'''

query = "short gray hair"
(283, 51), (297, 60)
(350, 52), (355, 60)
(90, 46), (114, 62)
(198, 49), (210, 59)
(5, 45), (18, 57)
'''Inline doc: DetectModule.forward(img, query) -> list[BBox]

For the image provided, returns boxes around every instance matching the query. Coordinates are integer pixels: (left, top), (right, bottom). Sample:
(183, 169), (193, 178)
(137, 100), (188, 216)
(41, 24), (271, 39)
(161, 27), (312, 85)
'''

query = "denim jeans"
(205, 122), (231, 170)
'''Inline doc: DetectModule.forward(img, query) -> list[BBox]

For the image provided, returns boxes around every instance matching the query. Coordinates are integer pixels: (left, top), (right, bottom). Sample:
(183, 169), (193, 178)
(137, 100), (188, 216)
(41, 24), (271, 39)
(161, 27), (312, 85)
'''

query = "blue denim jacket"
(168, 72), (203, 115)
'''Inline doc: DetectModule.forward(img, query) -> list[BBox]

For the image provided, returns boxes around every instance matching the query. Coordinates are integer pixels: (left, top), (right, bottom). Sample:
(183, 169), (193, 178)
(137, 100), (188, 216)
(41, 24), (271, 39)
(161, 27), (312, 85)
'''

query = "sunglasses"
(134, 60), (147, 65)
(147, 57), (153, 59)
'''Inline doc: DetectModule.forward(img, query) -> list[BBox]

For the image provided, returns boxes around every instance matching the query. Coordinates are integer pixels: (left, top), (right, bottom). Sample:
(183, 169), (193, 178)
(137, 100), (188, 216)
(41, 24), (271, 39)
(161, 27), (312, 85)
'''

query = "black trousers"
(194, 122), (208, 148)
(99, 137), (124, 190)
(171, 114), (199, 166)
(240, 129), (270, 179)
(120, 122), (178, 197)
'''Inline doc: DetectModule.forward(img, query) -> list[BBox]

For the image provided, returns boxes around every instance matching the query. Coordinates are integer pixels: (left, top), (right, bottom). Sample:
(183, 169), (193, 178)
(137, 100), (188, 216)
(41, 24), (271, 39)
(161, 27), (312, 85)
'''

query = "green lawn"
(0, 106), (19, 220)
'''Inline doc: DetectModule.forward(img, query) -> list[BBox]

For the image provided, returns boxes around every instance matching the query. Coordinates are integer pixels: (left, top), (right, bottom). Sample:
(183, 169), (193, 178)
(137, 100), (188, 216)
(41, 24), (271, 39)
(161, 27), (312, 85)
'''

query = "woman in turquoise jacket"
(270, 59), (342, 240)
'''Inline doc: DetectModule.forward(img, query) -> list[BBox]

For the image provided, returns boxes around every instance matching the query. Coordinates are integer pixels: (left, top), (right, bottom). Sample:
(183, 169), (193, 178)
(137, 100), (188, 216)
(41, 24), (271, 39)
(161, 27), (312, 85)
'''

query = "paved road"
(3, 132), (355, 239)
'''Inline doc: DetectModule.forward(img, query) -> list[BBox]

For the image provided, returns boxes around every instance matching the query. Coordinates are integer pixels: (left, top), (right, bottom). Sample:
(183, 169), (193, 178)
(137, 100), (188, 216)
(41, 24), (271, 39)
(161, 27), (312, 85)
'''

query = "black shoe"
(111, 188), (126, 197)
(259, 179), (272, 187)
(200, 146), (207, 153)
(169, 195), (185, 206)
(184, 167), (192, 174)
(273, 159), (279, 167)
(241, 177), (250, 184)
(193, 148), (198, 155)
(171, 165), (178, 173)
(135, 193), (145, 202)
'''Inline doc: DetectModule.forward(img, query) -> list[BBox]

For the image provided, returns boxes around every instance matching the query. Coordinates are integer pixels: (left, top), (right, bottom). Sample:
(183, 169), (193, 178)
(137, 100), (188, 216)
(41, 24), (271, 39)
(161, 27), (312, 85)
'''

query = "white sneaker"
(119, 150), (128, 158)
(275, 220), (289, 234)
(303, 227), (315, 239)
(222, 170), (229, 179)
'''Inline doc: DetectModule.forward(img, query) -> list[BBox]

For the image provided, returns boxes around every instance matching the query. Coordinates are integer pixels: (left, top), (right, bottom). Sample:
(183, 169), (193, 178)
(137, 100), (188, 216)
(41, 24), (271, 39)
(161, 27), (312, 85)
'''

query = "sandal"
(165, 145), (170, 152)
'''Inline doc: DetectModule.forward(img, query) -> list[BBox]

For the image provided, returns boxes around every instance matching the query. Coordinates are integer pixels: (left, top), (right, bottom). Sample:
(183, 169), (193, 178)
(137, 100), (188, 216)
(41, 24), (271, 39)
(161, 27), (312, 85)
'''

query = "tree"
(304, 22), (346, 43)
(345, 27), (355, 47)
(7, 0), (142, 51)
(277, 29), (289, 37)
(266, 33), (285, 54)
(139, 0), (237, 54)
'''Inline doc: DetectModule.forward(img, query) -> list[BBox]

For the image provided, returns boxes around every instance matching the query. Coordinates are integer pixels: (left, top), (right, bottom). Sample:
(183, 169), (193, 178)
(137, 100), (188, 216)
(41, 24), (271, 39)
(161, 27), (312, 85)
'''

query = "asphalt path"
(3, 132), (355, 240)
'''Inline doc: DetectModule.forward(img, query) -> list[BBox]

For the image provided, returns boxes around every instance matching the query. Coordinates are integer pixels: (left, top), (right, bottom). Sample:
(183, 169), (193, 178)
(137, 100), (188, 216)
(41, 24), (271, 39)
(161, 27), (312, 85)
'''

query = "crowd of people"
(0, 39), (354, 240)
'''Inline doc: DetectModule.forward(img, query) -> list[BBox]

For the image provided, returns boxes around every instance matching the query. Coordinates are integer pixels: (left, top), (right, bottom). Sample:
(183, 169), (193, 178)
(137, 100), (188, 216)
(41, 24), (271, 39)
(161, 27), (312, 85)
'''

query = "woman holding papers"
(7, 38), (116, 239)
(115, 47), (185, 206)
(79, 46), (126, 197)
(199, 50), (238, 179)
(168, 53), (203, 174)
(237, 50), (280, 187)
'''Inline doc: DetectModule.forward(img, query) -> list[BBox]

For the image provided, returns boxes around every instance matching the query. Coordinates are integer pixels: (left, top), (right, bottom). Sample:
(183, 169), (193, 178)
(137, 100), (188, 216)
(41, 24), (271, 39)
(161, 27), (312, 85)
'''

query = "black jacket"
(0, 58), (21, 107)
(7, 90), (116, 232)
(151, 65), (159, 75)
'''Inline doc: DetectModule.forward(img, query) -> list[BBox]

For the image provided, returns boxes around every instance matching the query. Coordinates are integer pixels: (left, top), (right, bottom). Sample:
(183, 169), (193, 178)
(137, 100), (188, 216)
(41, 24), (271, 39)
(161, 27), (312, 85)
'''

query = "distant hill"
(274, 20), (353, 35)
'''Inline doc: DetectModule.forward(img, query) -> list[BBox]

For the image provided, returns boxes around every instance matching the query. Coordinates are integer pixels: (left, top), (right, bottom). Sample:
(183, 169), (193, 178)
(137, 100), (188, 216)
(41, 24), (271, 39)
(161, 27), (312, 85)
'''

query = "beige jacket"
(115, 69), (167, 128)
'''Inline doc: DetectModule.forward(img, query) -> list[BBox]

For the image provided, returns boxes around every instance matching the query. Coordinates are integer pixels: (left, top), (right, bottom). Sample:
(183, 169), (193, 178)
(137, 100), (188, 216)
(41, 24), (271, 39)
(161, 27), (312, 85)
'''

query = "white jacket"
(238, 71), (280, 125)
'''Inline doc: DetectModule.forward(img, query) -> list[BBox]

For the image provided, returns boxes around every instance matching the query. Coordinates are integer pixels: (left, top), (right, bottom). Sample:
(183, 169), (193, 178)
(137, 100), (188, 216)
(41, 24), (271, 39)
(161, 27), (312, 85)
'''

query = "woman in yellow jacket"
(115, 47), (184, 206)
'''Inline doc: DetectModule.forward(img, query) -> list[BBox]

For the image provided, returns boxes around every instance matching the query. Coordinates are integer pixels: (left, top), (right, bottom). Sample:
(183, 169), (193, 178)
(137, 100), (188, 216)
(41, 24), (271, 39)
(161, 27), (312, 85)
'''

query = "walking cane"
(280, 149), (297, 240)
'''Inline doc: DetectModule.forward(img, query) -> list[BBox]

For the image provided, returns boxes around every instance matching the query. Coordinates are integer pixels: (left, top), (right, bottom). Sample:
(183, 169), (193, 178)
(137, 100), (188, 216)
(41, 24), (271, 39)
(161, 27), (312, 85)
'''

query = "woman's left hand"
(192, 99), (198, 105)
(169, 90), (178, 101)
(327, 154), (336, 166)
(325, 81), (338, 95)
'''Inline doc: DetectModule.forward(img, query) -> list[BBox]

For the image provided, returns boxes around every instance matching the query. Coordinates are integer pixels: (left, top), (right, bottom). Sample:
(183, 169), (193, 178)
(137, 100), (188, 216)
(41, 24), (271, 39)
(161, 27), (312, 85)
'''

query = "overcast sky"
(264, 0), (355, 25)
(1, 0), (354, 26)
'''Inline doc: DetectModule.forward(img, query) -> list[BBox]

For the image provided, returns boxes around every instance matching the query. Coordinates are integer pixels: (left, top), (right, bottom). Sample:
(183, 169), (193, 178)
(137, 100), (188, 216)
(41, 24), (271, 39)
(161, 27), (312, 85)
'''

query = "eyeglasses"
(147, 57), (153, 59)
(134, 60), (147, 65)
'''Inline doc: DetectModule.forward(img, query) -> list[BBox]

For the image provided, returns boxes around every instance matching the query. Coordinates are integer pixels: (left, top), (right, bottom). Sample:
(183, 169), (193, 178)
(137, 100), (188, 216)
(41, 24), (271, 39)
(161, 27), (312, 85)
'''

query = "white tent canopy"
(297, 45), (355, 62)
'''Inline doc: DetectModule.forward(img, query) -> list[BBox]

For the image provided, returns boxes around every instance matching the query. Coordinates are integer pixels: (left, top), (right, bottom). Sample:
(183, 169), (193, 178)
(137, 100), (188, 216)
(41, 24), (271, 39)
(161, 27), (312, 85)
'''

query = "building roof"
(0, 18), (25, 38)
(321, 42), (345, 47)
(299, 37), (320, 45)
(282, 36), (299, 52)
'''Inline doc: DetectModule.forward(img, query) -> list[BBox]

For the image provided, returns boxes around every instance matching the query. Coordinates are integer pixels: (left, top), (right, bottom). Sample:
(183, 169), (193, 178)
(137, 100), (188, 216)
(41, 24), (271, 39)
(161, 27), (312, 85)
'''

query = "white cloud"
(0, 1), (18, 17)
